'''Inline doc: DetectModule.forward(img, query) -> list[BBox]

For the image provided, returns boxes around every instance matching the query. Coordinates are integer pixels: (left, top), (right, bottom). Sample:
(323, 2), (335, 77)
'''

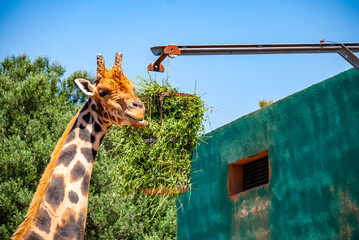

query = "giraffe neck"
(13, 99), (109, 240)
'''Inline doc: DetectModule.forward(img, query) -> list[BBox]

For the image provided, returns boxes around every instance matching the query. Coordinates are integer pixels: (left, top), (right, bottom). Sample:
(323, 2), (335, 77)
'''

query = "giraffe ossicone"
(12, 52), (146, 240)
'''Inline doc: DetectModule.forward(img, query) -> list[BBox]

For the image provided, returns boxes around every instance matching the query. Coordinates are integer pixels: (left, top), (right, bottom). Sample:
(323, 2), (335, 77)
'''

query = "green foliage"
(85, 187), (177, 239)
(86, 133), (178, 239)
(259, 99), (274, 108)
(62, 70), (95, 104)
(111, 76), (206, 195)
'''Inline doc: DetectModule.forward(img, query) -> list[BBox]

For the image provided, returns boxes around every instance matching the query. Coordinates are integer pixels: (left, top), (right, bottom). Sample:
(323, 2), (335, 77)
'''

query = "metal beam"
(337, 44), (359, 70)
(148, 43), (359, 72)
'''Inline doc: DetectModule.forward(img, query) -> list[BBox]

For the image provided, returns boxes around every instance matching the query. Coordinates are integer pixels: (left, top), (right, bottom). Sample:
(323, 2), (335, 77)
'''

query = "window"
(227, 150), (270, 197)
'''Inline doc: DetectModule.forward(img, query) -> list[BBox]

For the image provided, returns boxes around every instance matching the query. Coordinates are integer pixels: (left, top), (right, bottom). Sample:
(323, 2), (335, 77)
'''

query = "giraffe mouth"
(126, 114), (144, 122)
(126, 114), (147, 129)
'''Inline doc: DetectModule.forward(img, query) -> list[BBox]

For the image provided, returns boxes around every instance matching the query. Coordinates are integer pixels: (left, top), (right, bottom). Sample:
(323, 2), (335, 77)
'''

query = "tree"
(61, 70), (95, 104)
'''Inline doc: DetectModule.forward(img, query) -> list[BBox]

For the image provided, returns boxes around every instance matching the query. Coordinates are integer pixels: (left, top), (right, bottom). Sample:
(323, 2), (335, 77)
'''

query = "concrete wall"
(177, 68), (359, 240)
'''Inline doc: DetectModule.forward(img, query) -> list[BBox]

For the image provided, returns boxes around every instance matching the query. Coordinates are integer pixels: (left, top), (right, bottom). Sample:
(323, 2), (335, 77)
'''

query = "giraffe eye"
(99, 90), (108, 97)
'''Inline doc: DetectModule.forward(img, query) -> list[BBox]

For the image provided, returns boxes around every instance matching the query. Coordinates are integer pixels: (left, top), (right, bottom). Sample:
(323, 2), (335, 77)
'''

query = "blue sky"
(1, 0), (358, 132)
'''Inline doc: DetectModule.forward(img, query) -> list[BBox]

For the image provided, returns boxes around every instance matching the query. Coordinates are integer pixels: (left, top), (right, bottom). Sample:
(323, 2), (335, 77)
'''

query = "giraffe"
(12, 52), (146, 240)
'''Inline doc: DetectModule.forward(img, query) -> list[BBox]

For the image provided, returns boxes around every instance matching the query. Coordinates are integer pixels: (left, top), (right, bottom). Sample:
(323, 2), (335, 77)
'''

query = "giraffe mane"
(12, 110), (80, 240)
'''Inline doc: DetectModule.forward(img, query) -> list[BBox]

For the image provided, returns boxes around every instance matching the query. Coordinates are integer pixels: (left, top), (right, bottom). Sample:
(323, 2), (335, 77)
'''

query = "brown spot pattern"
(80, 148), (97, 163)
(45, 175), (65, 209)
(68, 191), (79, 204)
(36, 208), (51, 234)
(25, 231), (44, 240)
(56, 144), (77, 167)
(81, 172), (90, 196)
(54, 208), (85, 240)
(79, 127), (91, 142)
(70, 161), (86, 182)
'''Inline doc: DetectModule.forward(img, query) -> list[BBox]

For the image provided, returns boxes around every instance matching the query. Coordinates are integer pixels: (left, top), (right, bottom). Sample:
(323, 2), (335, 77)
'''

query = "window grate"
(243, 156), (269, 191)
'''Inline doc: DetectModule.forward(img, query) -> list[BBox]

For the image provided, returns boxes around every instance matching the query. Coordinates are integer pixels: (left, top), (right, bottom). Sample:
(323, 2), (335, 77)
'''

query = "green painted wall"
(177, 68), (359, 240)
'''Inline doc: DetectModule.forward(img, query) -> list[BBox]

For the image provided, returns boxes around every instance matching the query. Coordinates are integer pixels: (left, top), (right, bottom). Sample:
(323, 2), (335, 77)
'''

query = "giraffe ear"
(75, 78), (94, 96)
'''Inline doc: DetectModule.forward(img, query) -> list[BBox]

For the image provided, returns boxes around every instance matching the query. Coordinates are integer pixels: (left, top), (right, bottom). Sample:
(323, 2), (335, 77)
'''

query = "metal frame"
(147, 43), (359, 72)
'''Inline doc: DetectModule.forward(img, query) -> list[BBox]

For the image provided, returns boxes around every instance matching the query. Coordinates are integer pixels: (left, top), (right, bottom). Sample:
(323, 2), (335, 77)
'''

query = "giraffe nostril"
(131, 100), (144, 109)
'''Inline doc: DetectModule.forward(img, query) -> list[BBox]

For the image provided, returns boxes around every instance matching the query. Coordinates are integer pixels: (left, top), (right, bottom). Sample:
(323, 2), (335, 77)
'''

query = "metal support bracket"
(148, 42), (359, 72)
(147, 45), (181, 72)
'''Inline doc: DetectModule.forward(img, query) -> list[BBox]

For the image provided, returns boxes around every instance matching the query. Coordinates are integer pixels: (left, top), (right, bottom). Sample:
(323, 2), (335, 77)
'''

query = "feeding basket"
(111, 78), (206, 196)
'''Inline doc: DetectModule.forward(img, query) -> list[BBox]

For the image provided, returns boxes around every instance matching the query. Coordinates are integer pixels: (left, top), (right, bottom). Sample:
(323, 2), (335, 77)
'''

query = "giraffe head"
(75, 52), (146, 129)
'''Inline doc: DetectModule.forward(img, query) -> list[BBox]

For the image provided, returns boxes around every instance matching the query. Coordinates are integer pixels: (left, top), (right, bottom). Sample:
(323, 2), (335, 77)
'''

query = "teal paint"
(177, 68), (359, 240)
